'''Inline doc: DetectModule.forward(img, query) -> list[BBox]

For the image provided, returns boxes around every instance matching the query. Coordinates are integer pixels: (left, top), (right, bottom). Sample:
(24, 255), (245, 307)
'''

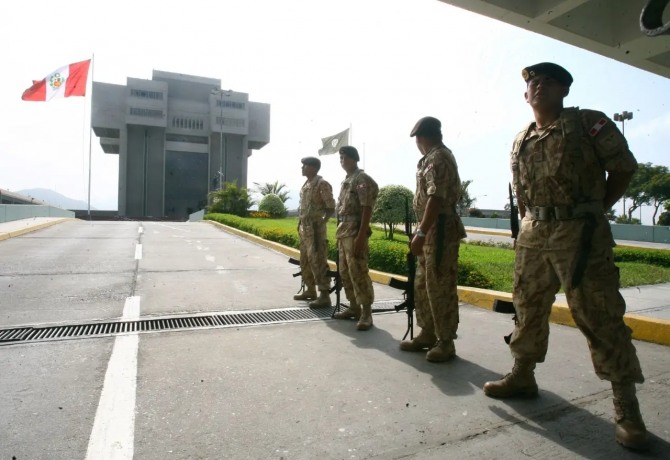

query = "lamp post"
(613, 111), (633, 220)
(212, 88), (232, 190)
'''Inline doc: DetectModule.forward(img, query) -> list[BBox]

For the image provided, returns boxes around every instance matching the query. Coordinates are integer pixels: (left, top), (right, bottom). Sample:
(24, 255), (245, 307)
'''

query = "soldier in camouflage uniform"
(483, 63), (648, 451)
(294, 156), (336, 308)
(399, 117), (467, 362)
(332, 146), (379, 331)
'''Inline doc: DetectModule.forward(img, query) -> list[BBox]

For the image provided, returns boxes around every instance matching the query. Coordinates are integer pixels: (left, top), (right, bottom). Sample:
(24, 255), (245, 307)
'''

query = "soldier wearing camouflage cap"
(294, 156), (336, 308)
(332, 145), (379, 331)
(483, 63), (648, 451)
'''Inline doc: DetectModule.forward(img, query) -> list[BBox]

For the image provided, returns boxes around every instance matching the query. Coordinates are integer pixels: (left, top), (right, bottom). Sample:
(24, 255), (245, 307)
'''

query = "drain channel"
(0, 301), (400, 345)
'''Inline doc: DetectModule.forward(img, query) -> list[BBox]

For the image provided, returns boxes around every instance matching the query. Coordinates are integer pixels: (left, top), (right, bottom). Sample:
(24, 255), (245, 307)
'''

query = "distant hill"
(16, 188), (95, 210)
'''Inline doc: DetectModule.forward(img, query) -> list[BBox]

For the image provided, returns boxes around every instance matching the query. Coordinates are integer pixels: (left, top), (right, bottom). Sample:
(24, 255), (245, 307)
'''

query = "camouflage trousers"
(338, 236), (374, 307)
(414, 241), (460, 341)
(298, 232), (331, 292)
(511, 244), (644, 383)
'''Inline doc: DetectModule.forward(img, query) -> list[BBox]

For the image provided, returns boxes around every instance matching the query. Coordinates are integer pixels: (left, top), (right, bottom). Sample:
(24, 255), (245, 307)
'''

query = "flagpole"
(87, 54), (95, 220)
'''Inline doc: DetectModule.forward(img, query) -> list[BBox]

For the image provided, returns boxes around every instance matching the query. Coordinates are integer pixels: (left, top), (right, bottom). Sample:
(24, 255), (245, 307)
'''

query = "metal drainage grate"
(0, 301), (400, 345)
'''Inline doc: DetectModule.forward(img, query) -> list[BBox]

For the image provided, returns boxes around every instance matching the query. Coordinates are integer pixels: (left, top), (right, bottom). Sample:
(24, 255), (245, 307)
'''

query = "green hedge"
(206, 213), (494, 289)
(614, 247), (670, 268)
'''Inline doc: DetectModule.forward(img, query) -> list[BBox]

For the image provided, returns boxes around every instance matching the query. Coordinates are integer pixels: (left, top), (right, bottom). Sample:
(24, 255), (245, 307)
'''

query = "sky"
(1, 0), (669, 224)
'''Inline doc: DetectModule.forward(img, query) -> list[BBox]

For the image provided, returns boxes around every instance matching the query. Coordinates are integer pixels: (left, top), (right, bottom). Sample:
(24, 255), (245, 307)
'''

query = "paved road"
(1, 220), (669, 459)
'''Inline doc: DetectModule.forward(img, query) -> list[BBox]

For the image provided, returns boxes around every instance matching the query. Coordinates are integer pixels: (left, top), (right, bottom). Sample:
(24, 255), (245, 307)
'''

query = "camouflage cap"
(522, 62), (573, 87)
(301, 156), (321, 170)
(339, 145), (360, 162)
(410, 116), (442, 137)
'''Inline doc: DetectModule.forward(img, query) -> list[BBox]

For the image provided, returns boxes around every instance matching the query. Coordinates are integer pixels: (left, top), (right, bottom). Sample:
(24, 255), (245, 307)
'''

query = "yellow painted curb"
(0, 218), (73, 241)
(206, 220), (670, 346)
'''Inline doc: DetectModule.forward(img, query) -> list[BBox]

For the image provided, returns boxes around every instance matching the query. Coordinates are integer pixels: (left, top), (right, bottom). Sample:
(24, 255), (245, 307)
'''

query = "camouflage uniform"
(510, 107), (643, 384)
(414, 144), (467, 342)
(336, 169), (379, 307)
(298, 175), (336, 292)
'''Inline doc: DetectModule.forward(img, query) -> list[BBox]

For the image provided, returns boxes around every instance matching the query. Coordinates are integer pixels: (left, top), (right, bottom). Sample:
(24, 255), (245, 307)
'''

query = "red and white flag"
(21, 59), (91, 102)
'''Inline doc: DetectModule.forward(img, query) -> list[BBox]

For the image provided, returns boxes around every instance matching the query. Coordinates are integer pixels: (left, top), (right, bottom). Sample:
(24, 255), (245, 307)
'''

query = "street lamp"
(211, 88), (232, 190)
(613, 111), (633, 220)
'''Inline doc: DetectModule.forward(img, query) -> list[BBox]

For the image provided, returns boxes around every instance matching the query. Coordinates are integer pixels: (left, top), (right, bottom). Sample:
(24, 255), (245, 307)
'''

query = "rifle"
(288, 257), (305, 295)
(509, 183), (519, 240)
(389, 197), (416, 340)
(496, 184), (520, 344)
(329, 215), (343, 317)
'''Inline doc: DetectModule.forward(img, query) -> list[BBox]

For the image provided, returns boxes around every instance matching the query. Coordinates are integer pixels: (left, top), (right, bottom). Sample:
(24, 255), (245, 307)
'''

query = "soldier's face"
(525, 75), (569, 108)
(340, 154), (356, 172)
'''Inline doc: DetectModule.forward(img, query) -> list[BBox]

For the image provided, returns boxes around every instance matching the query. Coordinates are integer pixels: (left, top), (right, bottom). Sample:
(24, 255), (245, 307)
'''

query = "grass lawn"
(207, 215), (670, 293)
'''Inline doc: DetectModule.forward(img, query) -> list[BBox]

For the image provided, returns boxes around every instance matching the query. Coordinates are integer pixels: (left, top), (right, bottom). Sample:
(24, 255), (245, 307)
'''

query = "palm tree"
(253, 181), (290, 204)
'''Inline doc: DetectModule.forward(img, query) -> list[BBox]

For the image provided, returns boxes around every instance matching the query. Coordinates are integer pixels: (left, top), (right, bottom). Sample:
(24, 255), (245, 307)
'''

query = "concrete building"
(91, 70), (270, 219)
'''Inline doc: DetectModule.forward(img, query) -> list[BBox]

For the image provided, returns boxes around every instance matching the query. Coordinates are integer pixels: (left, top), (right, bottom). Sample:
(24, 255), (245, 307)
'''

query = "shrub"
(468, 208), (484, 218)
(258, 193), (288, 218)
(207, 181), (253, 217)
(614, 247), (670, 268)
(249, 211), (272, 218)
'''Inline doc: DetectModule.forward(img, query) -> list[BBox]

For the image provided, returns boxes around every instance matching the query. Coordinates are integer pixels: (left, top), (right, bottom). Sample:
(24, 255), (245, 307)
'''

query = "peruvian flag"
(21, 59), (91, 102)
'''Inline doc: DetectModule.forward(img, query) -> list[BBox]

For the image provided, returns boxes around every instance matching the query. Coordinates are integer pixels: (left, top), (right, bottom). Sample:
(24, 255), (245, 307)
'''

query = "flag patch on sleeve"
(588, 118), (607, 137)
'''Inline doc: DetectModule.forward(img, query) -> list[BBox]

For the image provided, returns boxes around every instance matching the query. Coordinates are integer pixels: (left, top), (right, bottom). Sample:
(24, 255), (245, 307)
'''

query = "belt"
(339, 215), (360, 223)
(527, 202), (603, 221)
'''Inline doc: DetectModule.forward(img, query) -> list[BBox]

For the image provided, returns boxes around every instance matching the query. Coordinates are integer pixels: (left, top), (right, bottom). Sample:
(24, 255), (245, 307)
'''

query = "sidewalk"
(0, 217), (72, 241)
(3, 217), (669, 346)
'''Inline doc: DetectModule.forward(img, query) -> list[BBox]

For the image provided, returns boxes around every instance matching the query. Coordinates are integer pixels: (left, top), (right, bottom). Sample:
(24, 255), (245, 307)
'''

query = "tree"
(625, 163), (654, 222)
(253, 181), (290, 203)
(456, 180), (474, 216)
(468, 208), (484, 218)
(258, 193), (288, 218)
(371, 185), (414, 240)
(208, 180), (254, 216)
(658, 202), (670, 226)
(644, 166), (670, 225)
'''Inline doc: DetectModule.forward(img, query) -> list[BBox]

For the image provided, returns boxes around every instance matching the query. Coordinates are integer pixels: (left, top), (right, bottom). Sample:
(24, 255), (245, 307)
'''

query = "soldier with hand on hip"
(483, 62), (648, 451)
(294, 156), (336, 308)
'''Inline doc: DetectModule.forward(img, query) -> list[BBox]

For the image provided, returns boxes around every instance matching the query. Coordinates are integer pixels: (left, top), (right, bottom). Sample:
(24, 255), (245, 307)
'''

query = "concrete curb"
(0, 218), (73, 241)
(206, 220), (670, 347)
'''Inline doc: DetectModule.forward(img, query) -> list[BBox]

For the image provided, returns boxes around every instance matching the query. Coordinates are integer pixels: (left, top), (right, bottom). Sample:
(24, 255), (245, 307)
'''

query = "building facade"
(91, 70), (270, 219)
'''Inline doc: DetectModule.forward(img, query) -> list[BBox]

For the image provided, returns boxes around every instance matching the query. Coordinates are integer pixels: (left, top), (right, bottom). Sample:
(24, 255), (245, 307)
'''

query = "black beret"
(339, 145), (360, 161)
(410, 116), (441, 137)
(522, 62), (573, 87)
(301, 156), (321, 170)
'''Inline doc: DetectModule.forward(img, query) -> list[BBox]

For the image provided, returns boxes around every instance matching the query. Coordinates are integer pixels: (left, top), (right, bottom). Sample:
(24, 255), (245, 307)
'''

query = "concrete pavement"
(1, 218), (669, 459)
(3, 217), (669, 346)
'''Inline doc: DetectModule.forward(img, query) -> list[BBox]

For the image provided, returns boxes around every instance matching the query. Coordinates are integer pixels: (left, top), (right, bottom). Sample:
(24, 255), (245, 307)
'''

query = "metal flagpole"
(86, 54), (95, 219)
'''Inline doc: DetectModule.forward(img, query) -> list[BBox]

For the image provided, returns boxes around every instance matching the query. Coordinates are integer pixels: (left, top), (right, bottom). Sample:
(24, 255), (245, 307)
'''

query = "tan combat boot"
(400, 329), (437, 352)
(483, 359), (538, 398)
(333, 303), (361, 320)
(426, 339), (456, 363)
(356, 304), (373, 331)
(293, 289), (317, 301)
(308, 290), (332, 309)
(612, 382), (648, 451)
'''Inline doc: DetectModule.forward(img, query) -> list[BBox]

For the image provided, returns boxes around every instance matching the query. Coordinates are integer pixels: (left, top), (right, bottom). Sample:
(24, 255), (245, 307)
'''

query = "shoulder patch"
(588, 118), (608, 137)
(424, 163), (434, 172)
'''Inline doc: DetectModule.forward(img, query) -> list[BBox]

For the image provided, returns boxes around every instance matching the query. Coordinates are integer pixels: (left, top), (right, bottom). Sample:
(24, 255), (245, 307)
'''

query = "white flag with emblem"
(318, 128), (349, 155)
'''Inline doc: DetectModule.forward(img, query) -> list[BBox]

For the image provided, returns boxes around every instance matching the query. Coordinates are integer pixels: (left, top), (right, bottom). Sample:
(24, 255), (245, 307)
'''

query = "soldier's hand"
(410, 235), (424, 256)
(354, 234), (366, 257)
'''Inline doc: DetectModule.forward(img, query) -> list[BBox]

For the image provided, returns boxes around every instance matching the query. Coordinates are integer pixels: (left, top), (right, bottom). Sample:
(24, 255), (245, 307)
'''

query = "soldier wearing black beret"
(483, 63), (648, 451)
(333, 145), (379, 331)
(295, 156), (335, 308)
(400, 116), (466, 362)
